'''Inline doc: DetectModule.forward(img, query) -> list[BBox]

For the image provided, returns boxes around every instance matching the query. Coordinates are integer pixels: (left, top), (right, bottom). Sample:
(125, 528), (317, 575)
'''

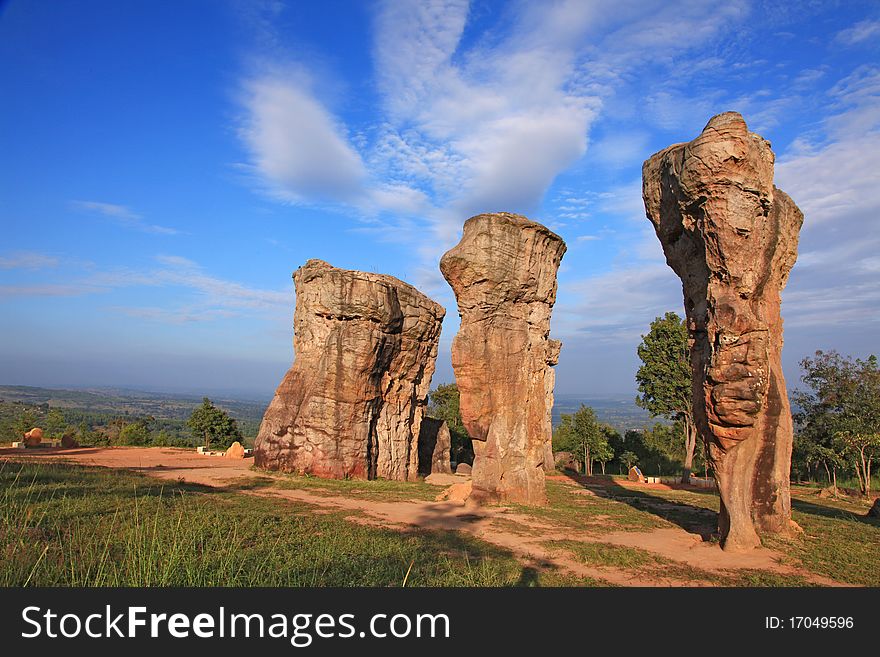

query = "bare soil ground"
(0, 445), (850, 586)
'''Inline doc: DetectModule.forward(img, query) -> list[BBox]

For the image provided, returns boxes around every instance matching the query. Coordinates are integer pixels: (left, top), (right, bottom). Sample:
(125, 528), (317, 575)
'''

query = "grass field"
(0, 460), (587, 587)
(1, 458), (877, 587)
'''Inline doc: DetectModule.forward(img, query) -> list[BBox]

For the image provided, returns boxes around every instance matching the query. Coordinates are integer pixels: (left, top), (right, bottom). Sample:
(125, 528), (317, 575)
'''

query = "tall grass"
(1, 461), (574, 587)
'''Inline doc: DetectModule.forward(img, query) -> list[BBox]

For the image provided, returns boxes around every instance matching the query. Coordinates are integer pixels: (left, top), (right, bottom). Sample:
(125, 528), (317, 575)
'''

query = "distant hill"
(0, 385), (657, 437)
(0, 385), (268, 425)
(552, 393), (656, 433)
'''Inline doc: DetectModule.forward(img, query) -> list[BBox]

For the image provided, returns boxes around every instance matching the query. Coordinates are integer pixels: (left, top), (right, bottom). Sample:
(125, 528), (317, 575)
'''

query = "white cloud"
(70, 200), (179, 235)
(555, 263), (681, 341)
(0, 284), (97, 298)
(835, 19), (880, 46)
(0, 255), (290, 319)
(239, 76), (367, 203)
(0, 251), (59, 270)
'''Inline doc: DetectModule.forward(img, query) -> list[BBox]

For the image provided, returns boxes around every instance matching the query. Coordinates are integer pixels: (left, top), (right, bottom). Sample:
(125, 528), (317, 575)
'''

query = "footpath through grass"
(0, 460), (593, 587)
(541, 476), (879, 586)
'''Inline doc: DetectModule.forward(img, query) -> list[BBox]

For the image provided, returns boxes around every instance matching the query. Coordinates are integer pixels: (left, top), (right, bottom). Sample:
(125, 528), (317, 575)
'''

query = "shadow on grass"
(1, 460), (218, 500)
(791, 496), (880, 526)
(559, 470), (718, 539)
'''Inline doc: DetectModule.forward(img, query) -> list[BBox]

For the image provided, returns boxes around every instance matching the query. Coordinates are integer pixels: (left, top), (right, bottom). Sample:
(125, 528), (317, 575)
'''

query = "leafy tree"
(620, 450), (639, 470)
(427, 383), (473, 464)
(186, 398), (243, 450)
(552, 405), (611, 476)
(595, 426), (619, 475)
(793, 351), (880, 496)
(12, 408), (37, 436)
(636, 312), (696, 483)
(75, 421), (108, 447)
(45, 408), (67, 438)
(118, 422), (151, 446)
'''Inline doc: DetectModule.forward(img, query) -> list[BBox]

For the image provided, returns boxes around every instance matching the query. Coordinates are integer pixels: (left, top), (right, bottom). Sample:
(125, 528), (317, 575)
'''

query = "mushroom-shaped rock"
(642, 112), (803, 550)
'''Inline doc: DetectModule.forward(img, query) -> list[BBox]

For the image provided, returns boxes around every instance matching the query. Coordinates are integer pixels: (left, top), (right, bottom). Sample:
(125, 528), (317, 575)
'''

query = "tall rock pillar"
(440, 213), (566, 505)
(642, 112), (803, 550)
(254, 259), (445, 481)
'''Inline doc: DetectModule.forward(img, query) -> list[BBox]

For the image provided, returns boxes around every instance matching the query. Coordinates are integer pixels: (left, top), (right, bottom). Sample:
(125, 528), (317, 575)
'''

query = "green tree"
(793, 351), (880, 496)
(118, 422), (151, 446)
(620, 450), (639, 471)
(636, 312), (696, 483)
(595, 426), (619, 475)
(552, 405), (610, 476)
(427, 383), (473, 464)
(45, 408), (68, 438)
(75, 421), (107, 447)
(12, 408), (37, 436)
(186, 398), (243, 450)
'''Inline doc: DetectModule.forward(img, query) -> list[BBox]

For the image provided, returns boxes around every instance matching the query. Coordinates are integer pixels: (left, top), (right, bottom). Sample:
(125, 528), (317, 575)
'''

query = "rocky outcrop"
(254, 260), (445, 481)
(440, 212), (566, 505)
(554, 451), (580, 473)
(543, 340), (562, 473)
(225, 441), (245, 459)
(643, 112), (803, 550)
(23, 428), (42, 447)
(418, 417), (452, 475)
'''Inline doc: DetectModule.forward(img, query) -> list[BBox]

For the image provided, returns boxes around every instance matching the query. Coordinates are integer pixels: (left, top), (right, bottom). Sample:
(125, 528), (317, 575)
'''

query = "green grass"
(544, 539), (811, 587)
(536, 478), (877, 586)
(259, 468), (444, 502)
(0, 460), (588, 587)
(764, 491), (879, 586)
(3, 459), (876, 587)
(544, 540), (661, 569)
(509, 480), (670, 534)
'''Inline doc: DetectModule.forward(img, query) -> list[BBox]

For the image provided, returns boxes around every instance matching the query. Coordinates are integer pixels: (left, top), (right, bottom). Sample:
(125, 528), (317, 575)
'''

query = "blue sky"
(1, 0), (878, 398)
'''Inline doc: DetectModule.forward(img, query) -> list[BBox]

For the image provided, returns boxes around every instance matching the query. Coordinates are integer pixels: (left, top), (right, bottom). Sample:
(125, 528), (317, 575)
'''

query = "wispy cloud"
(555, 263), (681, 342)
(835, 19), (880, 46)
(0, 284), (98, 298)
(0, 251), (59, 270)
(70, 200), (179, 235)
(0, 254), (290, 322)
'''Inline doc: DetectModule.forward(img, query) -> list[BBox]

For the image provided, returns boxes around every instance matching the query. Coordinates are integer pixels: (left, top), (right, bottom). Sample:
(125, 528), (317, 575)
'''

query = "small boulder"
(224, 441), (245, 459)
(23, 427), (43, 448)
(554, 451), (580, 473)
(627, 466), (645, 482)
(868, 498), (880, 519)
(455, 462), (472, 476)
(425, 472), (461, 486)
(435, 481), (473, 505)
(61, 432), (80, 449)
(817, 486), (840, 499)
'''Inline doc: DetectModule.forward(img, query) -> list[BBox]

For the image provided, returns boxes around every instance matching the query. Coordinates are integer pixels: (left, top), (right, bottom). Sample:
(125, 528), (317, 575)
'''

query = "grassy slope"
(1, 461), (876, 587)
(0, 461), (586, 587)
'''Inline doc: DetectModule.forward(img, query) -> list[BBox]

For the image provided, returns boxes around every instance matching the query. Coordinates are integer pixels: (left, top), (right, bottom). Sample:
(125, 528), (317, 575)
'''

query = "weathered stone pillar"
(642, 112), (803, 550)
(418, 417), (452, 475)
(254, 259), (445, 481)
(440, 213), (566, 505)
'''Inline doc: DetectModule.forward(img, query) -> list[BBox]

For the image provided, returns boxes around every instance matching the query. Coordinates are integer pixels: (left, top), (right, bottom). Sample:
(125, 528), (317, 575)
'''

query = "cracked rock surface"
(254, 260), (445, 481)
(440, 213), (565, 506)
(643, 112), (803, 550)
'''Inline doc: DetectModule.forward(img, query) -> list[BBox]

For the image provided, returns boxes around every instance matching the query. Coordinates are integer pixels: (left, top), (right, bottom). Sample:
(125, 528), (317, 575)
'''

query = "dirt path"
(1, 446), (844, 586)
